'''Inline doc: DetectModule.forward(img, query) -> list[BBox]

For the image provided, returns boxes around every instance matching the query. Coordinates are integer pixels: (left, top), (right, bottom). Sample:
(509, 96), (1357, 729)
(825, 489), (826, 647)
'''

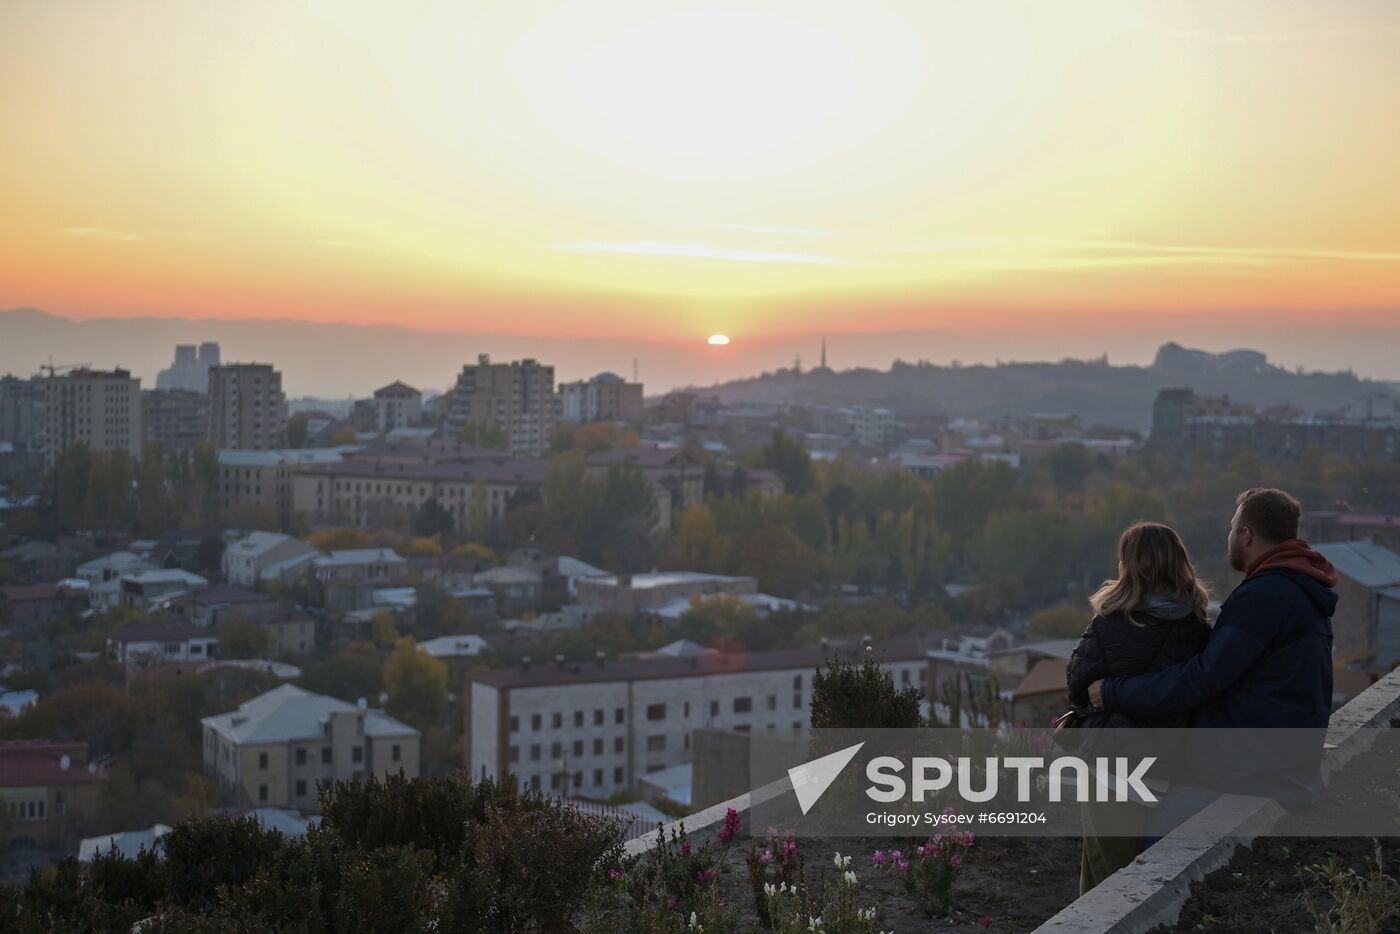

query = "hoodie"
(1101, 538), (1337, 805)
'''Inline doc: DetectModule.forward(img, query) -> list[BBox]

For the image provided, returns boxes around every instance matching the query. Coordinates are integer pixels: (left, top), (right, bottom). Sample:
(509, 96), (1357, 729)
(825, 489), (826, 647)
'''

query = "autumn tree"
(382, 638), (448, 730)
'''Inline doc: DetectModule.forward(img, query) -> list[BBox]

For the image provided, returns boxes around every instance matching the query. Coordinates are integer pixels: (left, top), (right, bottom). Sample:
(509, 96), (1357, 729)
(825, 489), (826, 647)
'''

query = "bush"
(810, 654), (923, 729)
(161, 815), (287, 908)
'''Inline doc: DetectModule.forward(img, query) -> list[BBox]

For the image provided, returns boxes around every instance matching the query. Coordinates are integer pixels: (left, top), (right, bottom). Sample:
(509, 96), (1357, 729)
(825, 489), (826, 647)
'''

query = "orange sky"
(2, 0), (1399, 346)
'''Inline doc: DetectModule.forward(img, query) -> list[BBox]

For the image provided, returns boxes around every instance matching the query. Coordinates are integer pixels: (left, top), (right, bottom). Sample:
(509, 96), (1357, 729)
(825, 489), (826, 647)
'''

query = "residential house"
(313, 549), (409, 611)
(222, 531), (319, 587)
(575, 572), (758, 617)
(201, 685), (420, 812)
(107, 619), (219, 668)
(0, 740), (108, 853)
(473, 565), (543, 616)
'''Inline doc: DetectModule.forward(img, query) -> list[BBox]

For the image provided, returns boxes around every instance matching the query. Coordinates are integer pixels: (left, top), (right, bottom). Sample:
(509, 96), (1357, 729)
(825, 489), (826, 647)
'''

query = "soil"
(708, 833), (1083, 933)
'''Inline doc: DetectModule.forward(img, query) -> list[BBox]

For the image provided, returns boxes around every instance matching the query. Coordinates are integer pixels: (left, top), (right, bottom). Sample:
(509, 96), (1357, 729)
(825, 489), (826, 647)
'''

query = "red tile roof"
(0, 740), (108, 787)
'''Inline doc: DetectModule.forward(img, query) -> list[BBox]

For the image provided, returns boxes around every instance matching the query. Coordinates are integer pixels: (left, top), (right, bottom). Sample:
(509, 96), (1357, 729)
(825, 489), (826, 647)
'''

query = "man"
(1088, 488), (1337, 817)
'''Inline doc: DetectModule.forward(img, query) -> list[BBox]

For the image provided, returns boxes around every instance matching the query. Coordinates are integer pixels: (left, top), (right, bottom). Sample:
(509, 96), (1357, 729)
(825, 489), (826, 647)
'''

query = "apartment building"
(208, 363), (286, 451)
(201, 685), (419, 811)
(291, 451), (547, 531)
(465, 641), (930, 798)
(156, 342), (220, 392)
(447, 355), (556, 456)
(217, 447), (357, 528)
(373, 381), (423, 432)
(0, 740), (108, 854)
(142, 388), (210, 452)
(223, 531), (320, 587)
(559, 373), (643, 423)
(42, 368), (143, 467)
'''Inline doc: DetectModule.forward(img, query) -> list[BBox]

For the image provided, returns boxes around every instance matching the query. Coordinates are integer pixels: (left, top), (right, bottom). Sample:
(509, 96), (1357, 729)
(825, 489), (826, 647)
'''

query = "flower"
(871, 850), (887, 866)
(681, 840), (692, 856)
(719, 808), (741, 845)
(760, 849), (773, 864)
(859, 907), (877, 921)
(688, 911), (701, 931)
(764, 882), (777, 897)
(781, 839), (798, 859)
(842, 870), (858, 887)
(607, 868), (623, 881)
(807, 916), (823, 931)
(895, 859), (910, 873)
(980, 915), (994, 928)
(696, 869), (715, 886)
(950, 854), (963, 869)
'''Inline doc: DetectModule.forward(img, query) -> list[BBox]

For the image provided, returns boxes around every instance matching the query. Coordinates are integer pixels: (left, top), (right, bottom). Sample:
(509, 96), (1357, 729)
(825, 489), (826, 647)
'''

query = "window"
(733, 697), (752, 713)
(352, 745), (363, 763)
(551, 741), (562, 758)
(573, 739), (583, 757)
(295, 780), (307, 797)
(793, 674), (802, 690)
(530, 774), (541, 791)
(259, 752), (269, 770)
(552, 712), (562, 729)
(593, 769), (603, 787)
(646, 703), (666, 721)
(296, 749), (306, 766)
(614, 737), (625, 753)
(593, 738), (603, 755)
(646, 735), (666, 752)
(901, 669), (911, 685)
(573, 710), (584, 728)
(793, 693), (802, 709)
(614, 766), (624, 783)
(508, 745), (520, 763)
(531, 714), (542, 731)
(709, 700), (719, 717)
(322, 746), (333, 764)
(594, 709), (604, 726)
(551, 773), (561, 790)
(615, 707), (625, 724)
(259, 784), (268, 802)
(767, 694), (777, 711)
(683, 701), (690, 717)
(530, 744), (541, 761)
(391, 744), (401, 763)
(509, 715), (519, 732)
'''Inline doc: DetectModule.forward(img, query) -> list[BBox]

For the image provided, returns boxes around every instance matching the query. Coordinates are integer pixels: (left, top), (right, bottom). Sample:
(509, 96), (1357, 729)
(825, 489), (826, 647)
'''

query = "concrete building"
(372, 381), (423, 433)
(447, 355), (556, 457)
(117, 569), (209, 610)
(313, 548), (409, 611)
(465, 640), (929, 798)
(575, 571), (758, 616)
(222, 531), (320, 587)
(142, 389), (210, 452)
(201, 685), (419, 811)
(208, 363), (286, 451)
(42, 368), (143, 467)
(0, 375), (44, 463)
(1304, 513), (1400, 556)
(107, 619), (219, 668)
(1314, 541), (1400, 666)
(559, 373), (643, 423)
(0, 740), (108, 854)
(156, 342), (220, 392)
(217, 447), (357, 528)
(847, 406), (895, 447)
(291, 450), (546, 532)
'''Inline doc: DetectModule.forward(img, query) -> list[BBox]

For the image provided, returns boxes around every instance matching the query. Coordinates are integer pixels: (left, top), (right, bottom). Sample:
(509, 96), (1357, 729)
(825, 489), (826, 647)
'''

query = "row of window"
(508, 689), (812, 736)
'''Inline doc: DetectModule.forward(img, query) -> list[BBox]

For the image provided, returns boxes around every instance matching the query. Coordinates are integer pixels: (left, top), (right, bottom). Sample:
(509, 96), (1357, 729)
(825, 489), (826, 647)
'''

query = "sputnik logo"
(788, 742), (865, 815)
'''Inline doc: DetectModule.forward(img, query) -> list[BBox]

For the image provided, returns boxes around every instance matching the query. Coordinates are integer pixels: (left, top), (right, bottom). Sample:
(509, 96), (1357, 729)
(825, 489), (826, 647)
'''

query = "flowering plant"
(762, 853), (883, 934)
(873, 809), (976, 916)
(746, 826), (803, 928)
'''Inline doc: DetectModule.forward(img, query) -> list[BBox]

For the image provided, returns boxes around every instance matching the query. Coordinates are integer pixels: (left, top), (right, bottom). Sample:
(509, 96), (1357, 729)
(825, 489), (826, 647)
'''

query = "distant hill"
(694, 342), (1396, 432)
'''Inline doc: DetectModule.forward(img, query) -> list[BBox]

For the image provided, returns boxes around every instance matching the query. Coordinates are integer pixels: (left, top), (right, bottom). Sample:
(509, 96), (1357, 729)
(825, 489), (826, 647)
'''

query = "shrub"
(161, 815), (287, 908)
(810, 654), (922, 729)
(746, 827), (803, 929)
(872, 818), (976, 917)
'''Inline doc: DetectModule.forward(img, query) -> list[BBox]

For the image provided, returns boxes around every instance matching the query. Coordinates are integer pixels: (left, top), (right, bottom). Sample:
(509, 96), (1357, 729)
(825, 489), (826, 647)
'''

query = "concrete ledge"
(1031, 668), (1400, 934)
(624, 773), (793, 857)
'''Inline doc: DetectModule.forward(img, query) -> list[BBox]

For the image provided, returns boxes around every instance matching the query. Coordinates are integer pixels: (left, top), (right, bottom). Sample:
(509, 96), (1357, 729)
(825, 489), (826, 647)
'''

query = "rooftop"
(314, 548), (406, 568)
(217, 446), (361, 468)
(110, 619), (215, 644)
(582, 571), (753, 590)
(1314, 540), (1400, 589)
(201, 684), (419, 744)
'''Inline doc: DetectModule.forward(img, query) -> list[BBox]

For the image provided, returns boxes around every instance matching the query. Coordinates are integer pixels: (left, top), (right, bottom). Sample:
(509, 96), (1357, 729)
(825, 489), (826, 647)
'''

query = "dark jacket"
(1101, 542), (1338, 804)
(1066, 604), (1211, 729)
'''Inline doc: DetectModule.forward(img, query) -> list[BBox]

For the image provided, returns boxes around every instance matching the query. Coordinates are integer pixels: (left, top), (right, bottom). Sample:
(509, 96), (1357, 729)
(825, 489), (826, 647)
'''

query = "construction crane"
(39, 359), (91, 378)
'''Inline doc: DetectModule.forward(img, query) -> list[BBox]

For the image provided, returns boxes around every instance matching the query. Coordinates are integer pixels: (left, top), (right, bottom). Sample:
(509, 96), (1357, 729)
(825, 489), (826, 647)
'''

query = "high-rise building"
(558, 372), (643, 424)
(42, 368), (143, 467)
(156, 342), (220, 392)
(208, 363), (286, 451)
(0, 375), (44, 454)
(142, 389), (211, 453)
(448, 355), (556, 456)
(372, 381), (423, 432)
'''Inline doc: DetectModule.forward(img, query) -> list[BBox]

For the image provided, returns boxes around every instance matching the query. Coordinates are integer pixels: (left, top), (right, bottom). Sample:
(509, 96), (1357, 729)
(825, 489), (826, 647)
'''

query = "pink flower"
(607, 868), (623, 880)
(871, 850), (887, 866)
(781, 840), (798, 859)
(980, 916), (994, 929)
(896, 859), (910, 873)
(696, 869), (715, 886)
(760, 849), (773, 864)
(890, 850), (904, 862)
(719, 808), (741, 845)
(681, 840), (692, 856)
(950, 854), (963, 869)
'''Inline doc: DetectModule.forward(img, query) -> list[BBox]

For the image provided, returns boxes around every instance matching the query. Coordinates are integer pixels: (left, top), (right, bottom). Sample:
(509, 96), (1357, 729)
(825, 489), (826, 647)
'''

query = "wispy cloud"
(62, 226), (142, 243)
(878, 238), (1400, 271)
(554, 239), (857, 266)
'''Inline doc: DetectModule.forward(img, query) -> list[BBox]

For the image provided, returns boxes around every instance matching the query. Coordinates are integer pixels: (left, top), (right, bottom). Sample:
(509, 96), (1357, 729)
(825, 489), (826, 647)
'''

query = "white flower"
(807, 917), (824, 932)
(842, 870), (858, 887)
(859, 907), (877, 921)
(832, 852), (852, 870)
(688, 911), (702, 931)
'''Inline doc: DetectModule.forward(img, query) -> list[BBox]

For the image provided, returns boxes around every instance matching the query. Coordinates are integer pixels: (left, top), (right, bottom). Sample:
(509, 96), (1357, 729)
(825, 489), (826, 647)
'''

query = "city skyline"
(3, 1), (1399, 354)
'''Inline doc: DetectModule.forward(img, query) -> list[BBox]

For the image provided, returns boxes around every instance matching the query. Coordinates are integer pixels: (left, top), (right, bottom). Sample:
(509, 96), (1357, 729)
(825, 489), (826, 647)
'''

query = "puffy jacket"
(1101, 553), (1338, 805)
(1066, 606), (1211, 729)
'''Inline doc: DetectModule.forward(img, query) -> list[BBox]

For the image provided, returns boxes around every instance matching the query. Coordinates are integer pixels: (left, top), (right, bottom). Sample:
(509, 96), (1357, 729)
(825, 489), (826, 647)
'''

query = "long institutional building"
(465, 641), (929, 798)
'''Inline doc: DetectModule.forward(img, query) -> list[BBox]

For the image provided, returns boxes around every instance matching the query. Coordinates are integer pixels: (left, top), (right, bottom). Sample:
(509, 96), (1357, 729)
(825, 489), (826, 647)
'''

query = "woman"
(1065, 521), (1212, 894)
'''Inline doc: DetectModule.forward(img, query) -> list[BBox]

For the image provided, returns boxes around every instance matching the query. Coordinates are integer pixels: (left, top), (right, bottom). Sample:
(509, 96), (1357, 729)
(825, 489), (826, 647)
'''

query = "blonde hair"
(1090, 521), (1210, 624)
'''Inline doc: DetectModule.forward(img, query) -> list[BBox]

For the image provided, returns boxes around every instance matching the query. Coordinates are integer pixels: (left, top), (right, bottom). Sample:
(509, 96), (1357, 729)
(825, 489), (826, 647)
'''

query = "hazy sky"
(2, 0), (1399, 352)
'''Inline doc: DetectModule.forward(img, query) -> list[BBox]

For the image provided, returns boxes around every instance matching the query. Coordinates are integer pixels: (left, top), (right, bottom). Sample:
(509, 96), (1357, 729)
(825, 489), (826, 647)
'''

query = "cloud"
(553, 239), (858, 266)
(877, 238), (1400, 271)
(62, 227), (142, 242)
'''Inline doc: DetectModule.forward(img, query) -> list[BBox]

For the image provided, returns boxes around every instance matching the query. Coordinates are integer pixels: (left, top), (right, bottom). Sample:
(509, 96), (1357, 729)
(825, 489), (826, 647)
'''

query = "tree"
(411, 498), (455, 539)
(662, 504), (730, 574)
(370, 611), (401, 648)
(810, 655), (922, 729)
(735, 526), (821, 598)
(762, 429), (814, 495)
(383, 638), (448, 730)
(1045, 442), (1094, 494)
(457, 420), (509, 450)
(1029, 603), (1090, 638)
(285, 415), (309, 449)
(217, 619), (274, 659)
(299, 643), (386, 703)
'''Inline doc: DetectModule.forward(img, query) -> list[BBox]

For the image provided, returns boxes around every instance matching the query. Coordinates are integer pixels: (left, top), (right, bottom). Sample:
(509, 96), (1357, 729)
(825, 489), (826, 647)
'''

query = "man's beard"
(1227, 543), (1245, 573)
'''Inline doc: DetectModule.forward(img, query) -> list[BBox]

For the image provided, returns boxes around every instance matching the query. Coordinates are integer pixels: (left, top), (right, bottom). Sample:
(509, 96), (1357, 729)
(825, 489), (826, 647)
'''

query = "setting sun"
(708, 334), (731, 346)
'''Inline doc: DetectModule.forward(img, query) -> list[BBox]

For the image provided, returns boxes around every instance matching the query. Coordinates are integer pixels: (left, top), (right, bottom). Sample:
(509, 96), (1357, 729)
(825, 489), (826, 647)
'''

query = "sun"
(708, 334), (730, 346)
